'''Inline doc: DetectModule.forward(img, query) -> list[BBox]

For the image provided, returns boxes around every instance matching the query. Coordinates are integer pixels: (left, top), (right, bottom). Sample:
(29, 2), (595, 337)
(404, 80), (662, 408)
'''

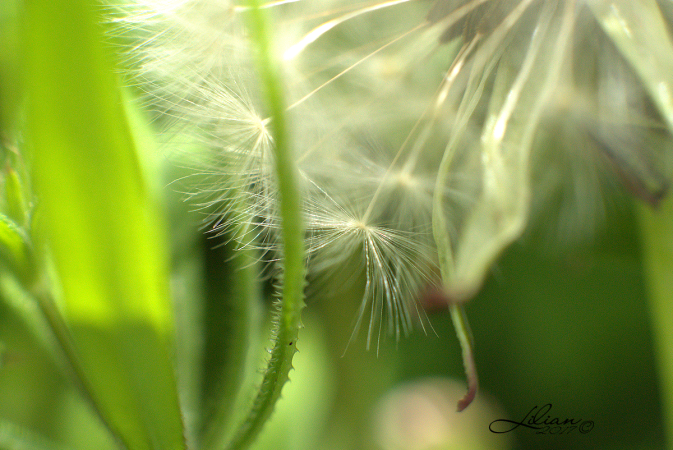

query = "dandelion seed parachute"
(111, 0), (673, 410)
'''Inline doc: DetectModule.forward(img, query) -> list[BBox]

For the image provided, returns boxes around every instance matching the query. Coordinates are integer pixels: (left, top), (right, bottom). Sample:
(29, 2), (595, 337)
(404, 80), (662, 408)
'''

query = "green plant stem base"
(638, 197), (673, 450)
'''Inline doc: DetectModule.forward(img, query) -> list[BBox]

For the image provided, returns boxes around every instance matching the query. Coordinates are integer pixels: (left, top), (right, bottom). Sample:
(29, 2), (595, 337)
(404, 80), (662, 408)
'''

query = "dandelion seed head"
(347, 219), (368, 231)
(112, 0), (673, 346)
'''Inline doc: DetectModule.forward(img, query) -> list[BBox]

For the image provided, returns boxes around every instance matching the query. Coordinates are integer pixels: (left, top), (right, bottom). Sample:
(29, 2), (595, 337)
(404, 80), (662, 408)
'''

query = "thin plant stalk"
(638, 197), (673, 450)
(223, 1), (306, 449)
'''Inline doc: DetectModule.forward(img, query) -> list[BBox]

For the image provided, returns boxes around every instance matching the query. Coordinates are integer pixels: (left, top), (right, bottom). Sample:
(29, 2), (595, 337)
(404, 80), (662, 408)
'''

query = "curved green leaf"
(23, 1), (184, 449)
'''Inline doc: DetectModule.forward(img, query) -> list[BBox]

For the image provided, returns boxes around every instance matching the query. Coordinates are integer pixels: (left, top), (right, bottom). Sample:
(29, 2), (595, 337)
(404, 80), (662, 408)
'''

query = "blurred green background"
(0, 0), (668, 449)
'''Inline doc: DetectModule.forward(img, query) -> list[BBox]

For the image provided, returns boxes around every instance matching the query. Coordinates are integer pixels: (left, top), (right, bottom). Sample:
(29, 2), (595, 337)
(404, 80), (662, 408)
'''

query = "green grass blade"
(23, 1), (184, 449)
(638, 197), (673, 450)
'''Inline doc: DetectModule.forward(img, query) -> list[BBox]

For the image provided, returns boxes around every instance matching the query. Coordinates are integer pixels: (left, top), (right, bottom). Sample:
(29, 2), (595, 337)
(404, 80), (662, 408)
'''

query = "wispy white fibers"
(112, 0), (673, 382)
(435, 0), (575, 302)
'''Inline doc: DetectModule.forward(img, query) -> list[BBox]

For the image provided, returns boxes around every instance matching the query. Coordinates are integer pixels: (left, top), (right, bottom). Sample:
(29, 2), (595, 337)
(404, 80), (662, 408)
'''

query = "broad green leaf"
(23, 1), (184, 449)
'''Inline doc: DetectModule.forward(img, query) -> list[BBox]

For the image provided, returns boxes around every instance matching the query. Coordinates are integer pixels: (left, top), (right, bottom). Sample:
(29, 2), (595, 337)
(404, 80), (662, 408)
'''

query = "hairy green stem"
(224, 2), (306, 449)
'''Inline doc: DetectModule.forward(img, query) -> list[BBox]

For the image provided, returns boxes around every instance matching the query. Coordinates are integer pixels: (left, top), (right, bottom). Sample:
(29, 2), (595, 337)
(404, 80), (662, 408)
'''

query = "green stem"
(449, 304), (478, 412)
(637, 198), (673, 450)
(224, 2), (306, 449)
